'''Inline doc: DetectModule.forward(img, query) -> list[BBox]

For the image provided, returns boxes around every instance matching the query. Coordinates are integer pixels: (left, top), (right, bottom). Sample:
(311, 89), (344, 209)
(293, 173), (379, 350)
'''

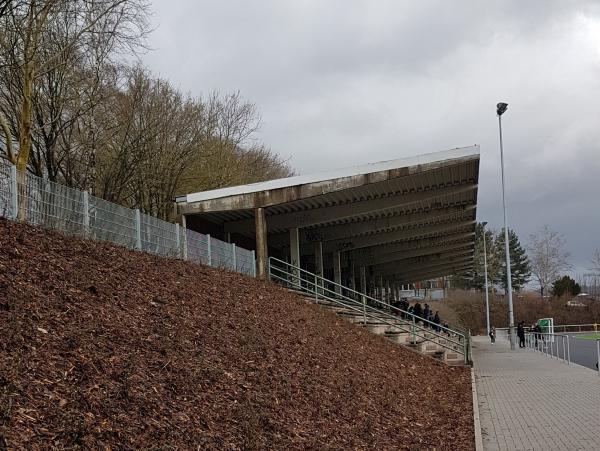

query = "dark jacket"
(413, 303), (422, 318)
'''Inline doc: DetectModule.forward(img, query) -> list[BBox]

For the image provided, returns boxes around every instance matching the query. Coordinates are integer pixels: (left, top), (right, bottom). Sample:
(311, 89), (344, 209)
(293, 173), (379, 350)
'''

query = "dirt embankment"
(0, 218), (474, 450)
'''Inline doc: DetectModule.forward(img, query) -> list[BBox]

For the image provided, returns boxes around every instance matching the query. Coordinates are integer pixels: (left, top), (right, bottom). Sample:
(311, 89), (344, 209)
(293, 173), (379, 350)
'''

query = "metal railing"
(0, 158), (256, 277)
(497, 324), (599, 338)
(551, 324), (599, 333)
(268, 257), (470, 363)
(524, 332), (570, 365)
(597, 339), (600, 377)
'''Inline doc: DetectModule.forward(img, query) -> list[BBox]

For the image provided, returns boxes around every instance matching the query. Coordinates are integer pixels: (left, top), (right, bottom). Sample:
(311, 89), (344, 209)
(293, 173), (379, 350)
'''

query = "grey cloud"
(143, 0), (600, 274)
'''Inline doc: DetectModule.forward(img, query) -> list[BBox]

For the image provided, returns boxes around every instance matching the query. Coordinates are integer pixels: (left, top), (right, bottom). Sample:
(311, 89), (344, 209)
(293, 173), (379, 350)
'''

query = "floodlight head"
(497, 102), (508, 116)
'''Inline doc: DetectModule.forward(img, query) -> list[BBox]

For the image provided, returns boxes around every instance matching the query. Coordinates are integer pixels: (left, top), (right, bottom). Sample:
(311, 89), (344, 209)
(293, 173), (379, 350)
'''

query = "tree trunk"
(0, 112), (13, 162)
(17, 62), (34, 172)
(16, 62), (34, 221)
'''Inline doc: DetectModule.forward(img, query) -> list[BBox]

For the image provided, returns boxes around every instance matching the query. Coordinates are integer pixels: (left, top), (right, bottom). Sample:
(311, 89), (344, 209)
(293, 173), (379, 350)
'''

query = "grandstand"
(176, 145), (479, 286)
(177, 145), (480, 363)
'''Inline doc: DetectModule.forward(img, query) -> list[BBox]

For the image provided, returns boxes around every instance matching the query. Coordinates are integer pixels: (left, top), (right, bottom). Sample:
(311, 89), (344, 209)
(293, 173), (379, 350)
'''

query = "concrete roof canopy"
(177, 145), (480, 285)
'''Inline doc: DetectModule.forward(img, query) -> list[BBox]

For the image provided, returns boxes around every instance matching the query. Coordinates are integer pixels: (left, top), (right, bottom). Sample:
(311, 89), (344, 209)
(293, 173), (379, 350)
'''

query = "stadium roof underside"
(176, 145), (480, 288)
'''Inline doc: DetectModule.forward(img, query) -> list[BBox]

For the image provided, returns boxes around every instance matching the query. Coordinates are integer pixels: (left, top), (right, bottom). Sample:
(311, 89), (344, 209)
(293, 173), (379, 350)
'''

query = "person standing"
(489, 326), (496, 344)
(533, 323), (542, 347)
(413, 302), (422, 320)
(433, 311), (440, 332)
(517, 322), (526, 348)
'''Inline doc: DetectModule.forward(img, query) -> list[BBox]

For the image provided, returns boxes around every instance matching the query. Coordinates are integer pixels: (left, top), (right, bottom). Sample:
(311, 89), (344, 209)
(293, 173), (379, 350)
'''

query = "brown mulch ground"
(0, 218), (474, 450)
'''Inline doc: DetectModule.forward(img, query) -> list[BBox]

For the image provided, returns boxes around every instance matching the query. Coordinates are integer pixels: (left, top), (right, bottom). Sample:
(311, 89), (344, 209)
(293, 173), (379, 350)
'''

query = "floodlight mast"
(482, 221), (490, 336)
(497, 102), (515, 350)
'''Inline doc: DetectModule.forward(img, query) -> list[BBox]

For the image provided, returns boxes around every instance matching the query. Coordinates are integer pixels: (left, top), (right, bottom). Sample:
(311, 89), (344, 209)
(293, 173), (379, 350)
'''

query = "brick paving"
(472, 336), (600, 451)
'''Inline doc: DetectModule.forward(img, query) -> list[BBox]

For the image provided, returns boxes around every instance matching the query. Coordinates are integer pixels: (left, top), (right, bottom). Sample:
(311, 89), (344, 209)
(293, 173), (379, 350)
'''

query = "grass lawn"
(574, 333), (600, 340)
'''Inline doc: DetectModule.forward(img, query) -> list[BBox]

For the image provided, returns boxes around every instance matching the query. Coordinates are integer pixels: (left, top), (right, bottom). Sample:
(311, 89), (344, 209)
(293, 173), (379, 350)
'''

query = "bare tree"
(178, 91), (292, 195)
(0, 0), (150, 175)
(590, 249), (600, 274)
(0, 111), (11, 160)
(528, 225), (571, 297)
(0, 1), (11, 19)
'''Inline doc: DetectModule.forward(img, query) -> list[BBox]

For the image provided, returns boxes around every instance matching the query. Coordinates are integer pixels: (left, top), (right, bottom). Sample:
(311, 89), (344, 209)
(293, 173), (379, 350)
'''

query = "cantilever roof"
(182, 145), (479, 205)
(177, 145), (480, 283)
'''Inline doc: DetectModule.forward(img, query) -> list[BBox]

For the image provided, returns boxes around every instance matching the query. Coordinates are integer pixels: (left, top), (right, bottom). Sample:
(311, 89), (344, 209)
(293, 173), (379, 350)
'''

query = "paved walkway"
(473, 336), (600, 451)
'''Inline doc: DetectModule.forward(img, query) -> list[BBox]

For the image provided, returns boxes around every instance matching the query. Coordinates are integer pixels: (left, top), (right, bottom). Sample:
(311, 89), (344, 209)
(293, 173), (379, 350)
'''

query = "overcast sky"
(142, 0), (600, 277)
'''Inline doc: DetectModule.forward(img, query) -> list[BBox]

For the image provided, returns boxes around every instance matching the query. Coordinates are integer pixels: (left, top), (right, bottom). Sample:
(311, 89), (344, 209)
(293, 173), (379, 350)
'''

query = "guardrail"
(0, 158), (256, 277)
(268, 256), (471, 363)
(524, 332), (570, 365)
(496, 324), (599, 338)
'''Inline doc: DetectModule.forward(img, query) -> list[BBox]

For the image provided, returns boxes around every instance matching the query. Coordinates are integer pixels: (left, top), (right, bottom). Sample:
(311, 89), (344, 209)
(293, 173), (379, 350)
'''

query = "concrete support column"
(386, 280), (391, 303)
(255, 207), (268, 279)
(333, 250), (342, 295)
(314, 241), (323, 294)
(349, 261), (356, 291)
(289, 227), (301, 286)
(289, 227), (300, 268)
(359, 266), (367, 301)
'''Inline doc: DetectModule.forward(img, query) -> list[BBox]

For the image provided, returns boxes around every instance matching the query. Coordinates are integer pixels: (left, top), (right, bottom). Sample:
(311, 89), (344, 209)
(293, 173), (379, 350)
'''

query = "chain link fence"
(0, 158), (256, 277)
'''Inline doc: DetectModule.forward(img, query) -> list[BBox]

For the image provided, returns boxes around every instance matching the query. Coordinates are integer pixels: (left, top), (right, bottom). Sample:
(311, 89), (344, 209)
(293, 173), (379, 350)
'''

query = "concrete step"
(444, 349), (465, 365)
(303, 291), (468, 366)
(384, 331), (412, 344)
(418, 341), (442, 354)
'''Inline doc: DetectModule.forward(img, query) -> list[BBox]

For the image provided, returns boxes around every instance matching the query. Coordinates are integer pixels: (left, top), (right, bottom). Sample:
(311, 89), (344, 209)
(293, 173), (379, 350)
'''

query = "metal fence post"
(82, 190), (90, 236)
(134, 209), (142, 250)
(597, 339), (600, 377)
(251, 250), (256, 278)
(10, 165), (18, 220)
(175, 223), (181, 259)
(8, 164), (18, 220)
(232, 243), (236, 271)
(465, 330), (471, 365)
(207, 234), (212, 266)
(182, 228), (188, 261)
(566, 335), (570, 364)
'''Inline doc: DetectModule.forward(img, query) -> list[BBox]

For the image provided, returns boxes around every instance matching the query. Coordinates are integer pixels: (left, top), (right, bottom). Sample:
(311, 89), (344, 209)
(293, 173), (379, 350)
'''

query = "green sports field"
(574, 333), (600, 340)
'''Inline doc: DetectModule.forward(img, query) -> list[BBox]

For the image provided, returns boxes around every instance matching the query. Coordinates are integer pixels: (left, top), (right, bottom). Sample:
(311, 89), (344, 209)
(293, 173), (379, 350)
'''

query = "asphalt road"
(562, 334), (600, 371)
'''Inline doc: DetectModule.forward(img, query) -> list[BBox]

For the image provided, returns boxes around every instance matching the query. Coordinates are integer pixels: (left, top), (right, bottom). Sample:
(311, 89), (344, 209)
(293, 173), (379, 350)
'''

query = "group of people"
(390, 299), (446, 332)
(488, 322), (544, 347)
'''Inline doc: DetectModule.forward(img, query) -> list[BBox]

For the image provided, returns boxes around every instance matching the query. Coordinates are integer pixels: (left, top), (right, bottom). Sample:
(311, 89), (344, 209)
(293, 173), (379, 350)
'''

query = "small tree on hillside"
(591, 249), (600, 274)
(495, 228), (531, 292)
(528, 225), (571, 298)
(450, 222), (501, 290)
(552, 276), (581, 297)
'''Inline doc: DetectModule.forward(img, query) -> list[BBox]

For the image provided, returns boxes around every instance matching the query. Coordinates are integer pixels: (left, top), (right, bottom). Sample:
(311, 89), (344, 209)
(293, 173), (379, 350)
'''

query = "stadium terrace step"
(443, 350), (464, 365)
(365, 322), (395, 335)
(385, 331), (412, 344)
(418, 341), (442, 355)
(278, 274), (469, 366)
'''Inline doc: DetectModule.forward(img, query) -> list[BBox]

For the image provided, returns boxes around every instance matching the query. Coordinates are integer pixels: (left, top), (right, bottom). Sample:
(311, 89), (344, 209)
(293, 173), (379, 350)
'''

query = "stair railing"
(268, 257), (469, 363)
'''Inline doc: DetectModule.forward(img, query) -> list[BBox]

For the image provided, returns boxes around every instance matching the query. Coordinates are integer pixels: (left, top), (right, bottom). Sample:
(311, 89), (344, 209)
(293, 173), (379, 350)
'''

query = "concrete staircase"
(269, 257), (470, 366)
(307, 297), (467, 366)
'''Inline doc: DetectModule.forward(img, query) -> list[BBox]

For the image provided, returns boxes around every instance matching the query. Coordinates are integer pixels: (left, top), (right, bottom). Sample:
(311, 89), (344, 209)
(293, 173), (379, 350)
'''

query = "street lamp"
(482, 221), (490, 336)
(497, 102), (515, 350)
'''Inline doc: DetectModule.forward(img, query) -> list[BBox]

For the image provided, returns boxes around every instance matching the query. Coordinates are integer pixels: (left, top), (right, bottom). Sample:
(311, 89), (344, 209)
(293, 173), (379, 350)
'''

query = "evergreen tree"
(450, 222), (501, 290)
(494, 228), (531, 291)
(471, 223), (503, 290)
(551, 276), (581, 297)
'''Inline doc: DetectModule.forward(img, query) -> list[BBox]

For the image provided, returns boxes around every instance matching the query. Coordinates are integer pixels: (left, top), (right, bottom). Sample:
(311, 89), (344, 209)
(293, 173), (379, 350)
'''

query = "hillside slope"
(0, 219), (474, 450)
